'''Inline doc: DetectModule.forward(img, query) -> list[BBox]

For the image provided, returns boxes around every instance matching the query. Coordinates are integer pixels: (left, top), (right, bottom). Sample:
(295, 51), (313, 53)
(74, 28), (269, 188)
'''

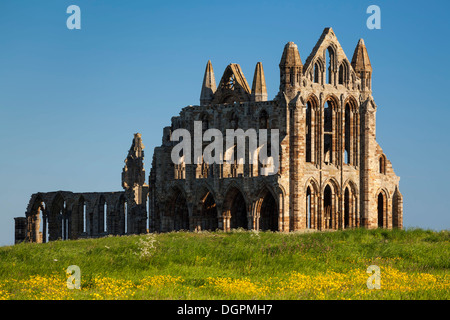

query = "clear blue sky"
(0, 0), (449, 246)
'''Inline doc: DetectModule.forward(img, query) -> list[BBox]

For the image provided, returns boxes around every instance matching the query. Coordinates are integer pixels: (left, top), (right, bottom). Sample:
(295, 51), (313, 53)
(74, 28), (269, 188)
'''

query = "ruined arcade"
(15, 28), (403, 244)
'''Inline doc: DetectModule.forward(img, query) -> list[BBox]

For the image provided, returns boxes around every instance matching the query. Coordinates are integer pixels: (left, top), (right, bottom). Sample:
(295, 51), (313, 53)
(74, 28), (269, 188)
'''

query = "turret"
(200, 60), (217, 105)
(279, 42), (302, 97)
(251, 62), (268, 102)
(122, 133), (146, 189)
(351, 39), (372, 92)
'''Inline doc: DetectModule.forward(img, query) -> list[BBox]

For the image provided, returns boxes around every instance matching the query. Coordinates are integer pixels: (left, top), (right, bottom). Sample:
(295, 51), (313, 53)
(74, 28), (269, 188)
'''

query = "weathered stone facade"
(15, 28), (403, 244)
(148, 27), (403, 233)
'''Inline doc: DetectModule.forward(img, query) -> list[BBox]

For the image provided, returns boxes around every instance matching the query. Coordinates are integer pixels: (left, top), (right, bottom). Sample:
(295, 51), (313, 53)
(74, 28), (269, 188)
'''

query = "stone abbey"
(14, 28), (403, 244)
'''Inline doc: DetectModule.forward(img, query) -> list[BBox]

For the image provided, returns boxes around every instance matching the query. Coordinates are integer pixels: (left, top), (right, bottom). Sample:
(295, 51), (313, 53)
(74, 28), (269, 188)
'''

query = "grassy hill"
(0, 228), (448, 300)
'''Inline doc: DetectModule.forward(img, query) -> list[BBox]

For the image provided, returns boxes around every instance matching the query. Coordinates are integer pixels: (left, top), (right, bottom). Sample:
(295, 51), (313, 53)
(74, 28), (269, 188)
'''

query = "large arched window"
(377, 192), (386, 228)
(306, 101), (312, 162)
(324, 185), (333, 229)
(345, 103), (351, 164)
(324, 100), (334, 164)
(313, 63), (320, 83)
(326, 47), (334, 84)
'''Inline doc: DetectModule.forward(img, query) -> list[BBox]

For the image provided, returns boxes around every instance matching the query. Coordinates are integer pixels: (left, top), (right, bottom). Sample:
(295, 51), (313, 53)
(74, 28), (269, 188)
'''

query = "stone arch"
(305, 178), (320, 230)
(49, 193), (66, 241)
(338, 60), (350, 85)
(27, 194), (47, 243)
(343, 95), (359, 166)
(165, 186), (190, 231)
(305, 94), (320, 163)
(97, 195), (107, 235)
(117, 194), (128, 235)
(323, 95), (340, 164)
(322, 179), (339, 230)
(73, 195), (86, 238)
(254, 185), (279, 231)
(194, 184), (219, 231)
(325, 46), (337, 84)
(392, 188), (403, 229)
(223, 184), (249, 230)
(377, 188), (389, 229)
(313, 58), (324, 84)
(342, 180), (358, 229)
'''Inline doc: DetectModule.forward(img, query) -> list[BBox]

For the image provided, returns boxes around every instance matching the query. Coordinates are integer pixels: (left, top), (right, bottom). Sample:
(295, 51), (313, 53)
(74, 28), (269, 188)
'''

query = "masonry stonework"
(15, 28), (403, 244)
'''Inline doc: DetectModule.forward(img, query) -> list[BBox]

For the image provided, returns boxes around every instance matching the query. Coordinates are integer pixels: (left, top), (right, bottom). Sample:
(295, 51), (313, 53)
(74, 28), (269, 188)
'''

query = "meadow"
(0, 228), (448, 300)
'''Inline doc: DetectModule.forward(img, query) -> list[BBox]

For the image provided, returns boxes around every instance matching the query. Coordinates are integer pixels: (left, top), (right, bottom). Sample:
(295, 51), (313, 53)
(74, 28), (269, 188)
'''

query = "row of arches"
(305, 94), (359, 166)
(26, 193), (131, 243)
(305, 179), (359, 230)
(160, 184), (280, 232)
(305, 178), (401, 230)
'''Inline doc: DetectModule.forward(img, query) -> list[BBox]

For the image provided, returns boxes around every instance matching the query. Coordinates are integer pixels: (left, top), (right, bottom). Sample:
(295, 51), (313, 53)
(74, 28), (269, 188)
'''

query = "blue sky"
(0, 0), (449, 246)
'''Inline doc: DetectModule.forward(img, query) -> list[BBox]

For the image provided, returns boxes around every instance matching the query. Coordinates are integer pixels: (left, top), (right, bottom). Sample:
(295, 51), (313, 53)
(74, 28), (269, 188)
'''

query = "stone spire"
(122, 133), (146, 189)
(279, 42), (303, 98)
(251, 62), (268, 102)
(200, 60), (217, 105)
(351, 39), (372, 91)
(351, 39), (372, 73)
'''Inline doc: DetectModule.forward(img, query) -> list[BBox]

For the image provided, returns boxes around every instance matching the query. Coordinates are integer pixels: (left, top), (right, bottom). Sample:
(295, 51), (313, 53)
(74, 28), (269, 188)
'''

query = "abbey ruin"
(14, 28), (403, 244)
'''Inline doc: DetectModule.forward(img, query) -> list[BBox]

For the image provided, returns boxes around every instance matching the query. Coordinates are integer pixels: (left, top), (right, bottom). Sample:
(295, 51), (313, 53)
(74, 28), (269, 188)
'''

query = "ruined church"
(15, 28), (403, 244)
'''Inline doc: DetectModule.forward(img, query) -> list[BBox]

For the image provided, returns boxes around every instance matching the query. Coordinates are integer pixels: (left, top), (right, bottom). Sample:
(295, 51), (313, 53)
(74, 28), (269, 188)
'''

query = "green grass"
(0, 228), (448, 299)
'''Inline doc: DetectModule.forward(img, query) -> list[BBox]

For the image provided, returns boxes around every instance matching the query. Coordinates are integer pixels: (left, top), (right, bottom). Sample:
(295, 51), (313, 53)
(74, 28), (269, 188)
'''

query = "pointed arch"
(223, 184), (248, 230)
(305, 177), (320, 230)
(322, 179), (339, 230)
(117, 194), (128, 235)
(342, 180), (358, 229)
(343, 95), (359, 166)
(49, 193), (65, 241)
(392, 188), (403, 229)
(338, 60), (350, 85)
(254, 185), (279, 231)
(73, 195), (86, 238)
(305, 94), (319, 164)
(165, 186), (190, 231)
(27, 194), (47, 243)
(325, 46), (336, 84)
(213, 64), (251, 104)
(194, 184), (219, 231)
(323, 95), (340, 165)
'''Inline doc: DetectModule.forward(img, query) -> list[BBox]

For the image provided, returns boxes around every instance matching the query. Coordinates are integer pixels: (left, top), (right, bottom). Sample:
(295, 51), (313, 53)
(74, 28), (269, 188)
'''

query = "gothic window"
(345, 103), (351, 164)
(306, 101), (312, 162)
(326, 47), (334, 84)
(313, 63), (319, 83)
(377, 192), (385, 228)
(339, 64), (344, 85)
(324, 100), (333, 164)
